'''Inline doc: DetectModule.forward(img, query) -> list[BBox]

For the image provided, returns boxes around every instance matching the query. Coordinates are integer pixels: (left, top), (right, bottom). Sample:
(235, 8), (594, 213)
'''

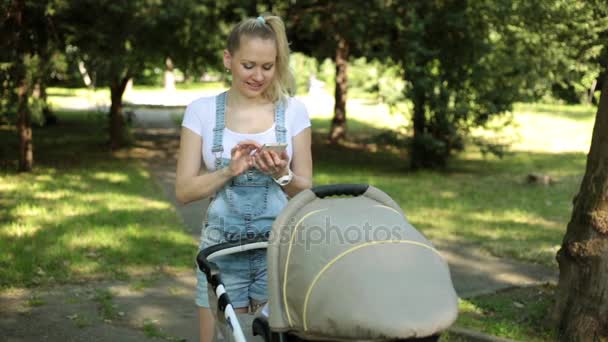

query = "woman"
(175, 14), (313, 342)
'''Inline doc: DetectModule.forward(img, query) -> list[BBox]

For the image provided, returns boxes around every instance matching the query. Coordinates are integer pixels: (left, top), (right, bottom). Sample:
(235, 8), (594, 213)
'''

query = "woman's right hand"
(227, 141), (261, 177)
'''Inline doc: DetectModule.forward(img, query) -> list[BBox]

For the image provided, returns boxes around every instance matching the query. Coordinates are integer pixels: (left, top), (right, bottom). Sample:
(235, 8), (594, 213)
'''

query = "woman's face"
(224, 36), (277, 99)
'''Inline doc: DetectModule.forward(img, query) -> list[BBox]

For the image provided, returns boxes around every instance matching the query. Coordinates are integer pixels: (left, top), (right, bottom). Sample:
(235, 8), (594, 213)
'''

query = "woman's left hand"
(253, 150), (289, 178)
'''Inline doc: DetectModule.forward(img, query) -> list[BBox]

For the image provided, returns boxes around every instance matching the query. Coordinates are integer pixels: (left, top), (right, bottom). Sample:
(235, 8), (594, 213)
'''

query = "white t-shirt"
(182, 95), (311, 171)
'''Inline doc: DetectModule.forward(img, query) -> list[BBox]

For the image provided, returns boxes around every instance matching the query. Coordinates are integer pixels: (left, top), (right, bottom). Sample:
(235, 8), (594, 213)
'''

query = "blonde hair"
(226, 14), (295, 103)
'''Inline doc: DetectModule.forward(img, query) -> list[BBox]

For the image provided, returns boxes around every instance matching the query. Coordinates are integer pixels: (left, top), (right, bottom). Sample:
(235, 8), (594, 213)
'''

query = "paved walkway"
(0, 107), (557, 342)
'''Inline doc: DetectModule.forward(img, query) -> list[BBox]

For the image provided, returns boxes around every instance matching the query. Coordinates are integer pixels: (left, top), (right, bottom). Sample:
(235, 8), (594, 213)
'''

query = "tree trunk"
(164, 57), (176, 92)
(109, 76), (130, 150)
(551, 73), (608, 341)
(34, 80), (57, 126)
(17, 66), (33, 172)
(78, 60), (93, 88)
(329, 34), (349, 144)
(12, 0), (33, 172)
(587, 77), (598, 105)
(410, 86), (427, 169)
(41, 86), (57, 126)
(412, 87), (426, 142)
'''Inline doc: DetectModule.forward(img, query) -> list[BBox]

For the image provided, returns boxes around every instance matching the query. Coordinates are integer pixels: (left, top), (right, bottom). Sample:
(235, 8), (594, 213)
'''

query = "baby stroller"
(197, 184), (459, 342)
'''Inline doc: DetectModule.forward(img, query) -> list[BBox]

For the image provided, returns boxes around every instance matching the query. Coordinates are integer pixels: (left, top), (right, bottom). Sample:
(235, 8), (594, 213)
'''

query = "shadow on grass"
(311, 127), (584, 266)
(0, 111), (194, 288)
(311, 117), (400, 139)
(1, 107), (586, 280)
(0, 160), (196, 287)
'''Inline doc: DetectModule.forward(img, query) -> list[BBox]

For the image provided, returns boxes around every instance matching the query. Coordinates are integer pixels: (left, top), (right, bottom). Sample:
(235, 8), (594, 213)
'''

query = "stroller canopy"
(266, 185), (458, 341)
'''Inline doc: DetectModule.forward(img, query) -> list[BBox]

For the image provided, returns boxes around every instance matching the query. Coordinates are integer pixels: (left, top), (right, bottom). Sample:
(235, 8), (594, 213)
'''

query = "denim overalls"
(195, 92), (289, 308)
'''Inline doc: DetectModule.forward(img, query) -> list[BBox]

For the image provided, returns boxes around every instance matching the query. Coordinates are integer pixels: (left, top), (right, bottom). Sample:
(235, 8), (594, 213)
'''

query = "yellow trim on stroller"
(283, 208), (329, 326)
(302, 240), (442, 331)
(373, 204), (403, 215)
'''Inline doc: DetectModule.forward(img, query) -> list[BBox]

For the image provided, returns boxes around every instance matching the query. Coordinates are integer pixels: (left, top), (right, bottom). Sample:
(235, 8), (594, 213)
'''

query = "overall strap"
(212, 92), (227, 169)
(275, 97), (287, 143)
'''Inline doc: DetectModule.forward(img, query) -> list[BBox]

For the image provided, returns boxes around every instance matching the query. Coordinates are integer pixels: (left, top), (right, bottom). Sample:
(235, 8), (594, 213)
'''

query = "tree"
(58, 0), (221, 150)
(382, 0), (581, 169)
(138, 0), (225, 88)
(284, 1), (385, 143)
(550, 2), (608, 340)
(552, 69), (608, 342)
(1, 0), (55, 171)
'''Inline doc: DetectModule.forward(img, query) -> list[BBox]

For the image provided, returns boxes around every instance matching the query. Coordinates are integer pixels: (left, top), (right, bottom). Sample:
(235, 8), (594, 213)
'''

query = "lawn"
(455, 284), (557, 341)
(310, 101), (594, 268)
(0, 110), (196, 288)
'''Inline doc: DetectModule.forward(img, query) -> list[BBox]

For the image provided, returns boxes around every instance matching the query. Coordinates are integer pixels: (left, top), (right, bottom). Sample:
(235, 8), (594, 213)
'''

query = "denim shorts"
(195, 248), (268, 308)
(195, 222), (272, 308)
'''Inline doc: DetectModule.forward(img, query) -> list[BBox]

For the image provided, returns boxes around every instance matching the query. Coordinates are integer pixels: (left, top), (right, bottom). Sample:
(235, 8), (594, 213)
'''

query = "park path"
(0, 101), (557, 342)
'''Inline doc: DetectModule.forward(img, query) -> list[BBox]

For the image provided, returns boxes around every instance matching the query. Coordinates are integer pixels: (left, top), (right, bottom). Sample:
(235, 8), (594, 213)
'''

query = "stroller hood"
(267, 185), (458, 340)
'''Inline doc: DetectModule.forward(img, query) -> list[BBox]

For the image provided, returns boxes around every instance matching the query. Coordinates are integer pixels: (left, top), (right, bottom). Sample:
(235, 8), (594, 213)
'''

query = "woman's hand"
(227, 141), (260, 177)
(253, 149), (290, 178)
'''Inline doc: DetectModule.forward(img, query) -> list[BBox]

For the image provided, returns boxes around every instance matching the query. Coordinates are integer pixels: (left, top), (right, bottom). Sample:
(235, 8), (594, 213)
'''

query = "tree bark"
(109, 76), (130, 150)
(12, 0), (33, 172)
(34, 80), (57, 126)
(551, 73), (608, 341)
(39, 82), (57, 126)
(412, 86), (426, 142)
(329, 34), (349, 144)
(17, 66), (33, 172)
(409, 85), (428, 170)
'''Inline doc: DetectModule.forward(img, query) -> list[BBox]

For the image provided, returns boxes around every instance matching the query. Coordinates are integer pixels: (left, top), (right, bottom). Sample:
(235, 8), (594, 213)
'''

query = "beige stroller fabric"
(267, 186), (458, 340)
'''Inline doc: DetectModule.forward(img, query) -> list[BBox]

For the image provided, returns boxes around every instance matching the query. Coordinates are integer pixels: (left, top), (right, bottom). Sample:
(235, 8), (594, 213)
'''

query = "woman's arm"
(175, 128), (259, 204)
(254, 127), (313, 198)
(281, 127), (313, 197)
(175, 128), (231, 204)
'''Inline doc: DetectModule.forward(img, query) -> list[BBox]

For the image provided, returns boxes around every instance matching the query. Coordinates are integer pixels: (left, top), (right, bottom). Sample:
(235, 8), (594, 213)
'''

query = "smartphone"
(259, 143), (287, 154)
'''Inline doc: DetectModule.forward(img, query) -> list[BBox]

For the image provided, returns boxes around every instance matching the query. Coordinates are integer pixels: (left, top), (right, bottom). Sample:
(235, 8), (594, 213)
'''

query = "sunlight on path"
(49, 87), (595, 154)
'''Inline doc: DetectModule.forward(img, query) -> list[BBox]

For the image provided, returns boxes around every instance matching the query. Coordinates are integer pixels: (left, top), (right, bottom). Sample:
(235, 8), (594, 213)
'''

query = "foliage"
(290, 52), (320, 95)
(51, 0), (224, 148)
(376, 1), (602, 168)
(0, 0), (56, 123)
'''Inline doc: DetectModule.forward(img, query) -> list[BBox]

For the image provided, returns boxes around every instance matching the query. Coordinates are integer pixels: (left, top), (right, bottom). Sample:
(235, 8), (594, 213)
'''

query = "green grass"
(142, 318), (186, 341)
(94, 288), (118, 321)
(312, 141), (585, 267)
(310, 102), (596, 267)
(456, 284), (556, 341)
(67, 313), (93, 328)
(0, 110), (196, 288)
(26, 294), (46, 307)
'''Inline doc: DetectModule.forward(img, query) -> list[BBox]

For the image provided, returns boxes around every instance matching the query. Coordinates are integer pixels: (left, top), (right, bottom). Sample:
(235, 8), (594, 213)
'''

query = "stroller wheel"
(252, 317), (270, 341)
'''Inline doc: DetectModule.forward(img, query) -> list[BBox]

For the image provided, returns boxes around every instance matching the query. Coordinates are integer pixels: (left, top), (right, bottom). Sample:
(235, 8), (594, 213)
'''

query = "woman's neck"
(226, 88), (270, 109)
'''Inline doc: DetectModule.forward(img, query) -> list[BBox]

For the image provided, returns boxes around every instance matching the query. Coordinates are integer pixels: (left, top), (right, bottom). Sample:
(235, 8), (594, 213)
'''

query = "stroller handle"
(312, 183), (369, 198)
(197, 235), (269, 286)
